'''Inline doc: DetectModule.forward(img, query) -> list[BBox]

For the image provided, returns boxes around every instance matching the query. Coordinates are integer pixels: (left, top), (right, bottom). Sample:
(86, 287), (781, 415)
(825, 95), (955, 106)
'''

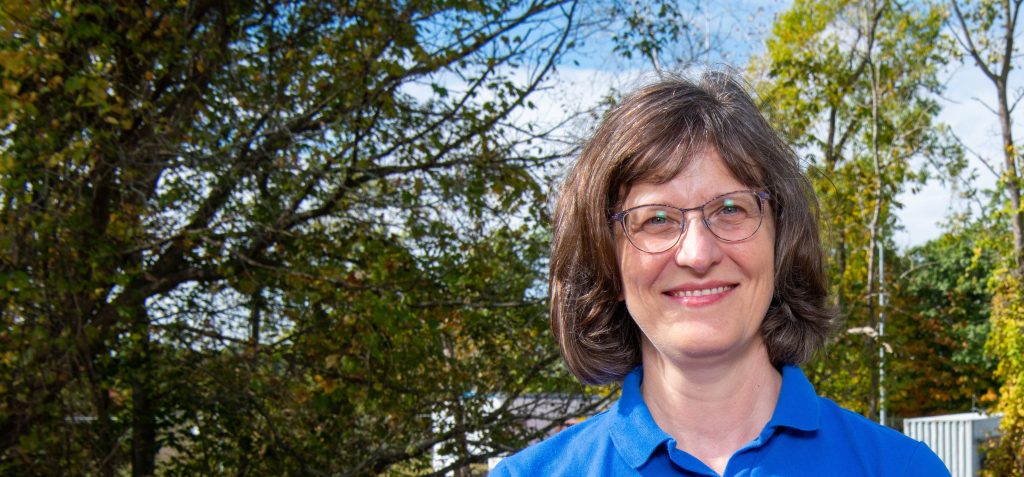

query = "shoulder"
(489, 409), (621, 477)
(815, 398), (950, 476)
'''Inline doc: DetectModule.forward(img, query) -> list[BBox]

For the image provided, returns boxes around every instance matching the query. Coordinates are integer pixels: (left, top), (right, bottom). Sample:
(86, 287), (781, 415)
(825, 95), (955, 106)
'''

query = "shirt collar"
(765, 364), (821, 432)
(607, 364), (821, 469)
(608, 366), (672, 469)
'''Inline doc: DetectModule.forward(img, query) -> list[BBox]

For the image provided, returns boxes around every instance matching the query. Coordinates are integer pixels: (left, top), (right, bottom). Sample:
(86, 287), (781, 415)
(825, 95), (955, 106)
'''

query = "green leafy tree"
(755, 0), (952, 421)
(982, 265), (1024, 475)
(949, 0), (1024, 472)
(0, 1), (629, 475)
(887, 227), (999, 418)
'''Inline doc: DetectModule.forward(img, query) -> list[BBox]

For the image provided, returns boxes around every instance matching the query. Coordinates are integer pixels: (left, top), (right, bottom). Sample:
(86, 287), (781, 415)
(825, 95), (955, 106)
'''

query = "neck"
(639, 338), (782, 475)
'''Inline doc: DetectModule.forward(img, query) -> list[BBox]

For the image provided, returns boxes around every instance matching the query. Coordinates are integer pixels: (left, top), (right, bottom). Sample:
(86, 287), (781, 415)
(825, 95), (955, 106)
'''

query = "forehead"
(620, 149), (748, 207)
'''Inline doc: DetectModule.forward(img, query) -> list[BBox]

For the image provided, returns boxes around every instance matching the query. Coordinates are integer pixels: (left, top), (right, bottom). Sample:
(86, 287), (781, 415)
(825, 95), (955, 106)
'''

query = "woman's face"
(615, 148), (775, 367)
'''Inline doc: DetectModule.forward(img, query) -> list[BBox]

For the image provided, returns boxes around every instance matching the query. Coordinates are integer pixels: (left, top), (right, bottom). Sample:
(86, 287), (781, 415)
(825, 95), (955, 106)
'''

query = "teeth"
(670, 285), (733, 297)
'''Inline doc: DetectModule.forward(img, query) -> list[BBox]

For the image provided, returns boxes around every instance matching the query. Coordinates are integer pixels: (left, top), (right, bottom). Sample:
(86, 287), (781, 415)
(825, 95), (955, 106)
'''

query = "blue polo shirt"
(490, 365), (950, 476)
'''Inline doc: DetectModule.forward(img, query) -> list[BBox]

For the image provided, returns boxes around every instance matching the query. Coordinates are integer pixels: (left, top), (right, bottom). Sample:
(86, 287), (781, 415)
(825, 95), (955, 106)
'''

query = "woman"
(491, 72), (949, 476)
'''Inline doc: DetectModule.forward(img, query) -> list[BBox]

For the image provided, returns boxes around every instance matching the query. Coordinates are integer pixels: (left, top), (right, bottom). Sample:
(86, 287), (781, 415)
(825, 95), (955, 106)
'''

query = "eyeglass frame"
(610, 189), (771, 253)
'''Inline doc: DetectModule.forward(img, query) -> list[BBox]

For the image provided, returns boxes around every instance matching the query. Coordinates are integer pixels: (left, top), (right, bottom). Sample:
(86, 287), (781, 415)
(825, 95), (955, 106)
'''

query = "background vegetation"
(0, 0), (1021, 475)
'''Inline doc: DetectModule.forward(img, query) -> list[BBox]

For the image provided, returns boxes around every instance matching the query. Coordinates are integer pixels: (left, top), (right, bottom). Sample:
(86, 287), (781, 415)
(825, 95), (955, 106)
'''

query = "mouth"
(666, 284), (736, 298)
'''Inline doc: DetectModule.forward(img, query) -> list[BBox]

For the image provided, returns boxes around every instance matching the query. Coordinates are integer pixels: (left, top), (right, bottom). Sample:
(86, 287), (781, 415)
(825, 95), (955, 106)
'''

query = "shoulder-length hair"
(549, 71), (837, 385)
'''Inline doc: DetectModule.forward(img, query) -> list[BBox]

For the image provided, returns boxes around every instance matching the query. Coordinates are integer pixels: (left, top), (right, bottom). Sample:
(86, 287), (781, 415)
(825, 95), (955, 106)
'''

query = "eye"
(647, 210), (670, 225)
(630, 207), (681, 234)
(721, 198), (738, 213)
(707, 194), (756, 222)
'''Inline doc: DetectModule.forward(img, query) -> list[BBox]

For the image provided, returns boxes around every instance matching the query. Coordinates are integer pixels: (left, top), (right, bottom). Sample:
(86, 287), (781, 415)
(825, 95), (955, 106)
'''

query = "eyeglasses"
(611, 190), (770, 253)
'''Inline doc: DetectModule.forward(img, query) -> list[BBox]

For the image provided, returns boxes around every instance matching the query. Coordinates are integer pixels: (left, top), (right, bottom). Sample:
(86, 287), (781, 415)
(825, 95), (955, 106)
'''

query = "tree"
(755, 0), (952, 422)
(0, 1), (620, 475)
(886, 227), (999, 419)
(950, 0), (1024, 472)
(951, 0), (1024, 271)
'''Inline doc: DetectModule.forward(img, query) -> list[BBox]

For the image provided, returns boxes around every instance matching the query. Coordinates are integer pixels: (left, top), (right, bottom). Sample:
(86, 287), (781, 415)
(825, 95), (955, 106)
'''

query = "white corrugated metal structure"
(903, 412), (1002, 477)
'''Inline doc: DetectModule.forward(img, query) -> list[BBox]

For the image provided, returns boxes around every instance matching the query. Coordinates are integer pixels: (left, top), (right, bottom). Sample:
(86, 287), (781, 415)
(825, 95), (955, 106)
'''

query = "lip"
(664, 281), (737, 306)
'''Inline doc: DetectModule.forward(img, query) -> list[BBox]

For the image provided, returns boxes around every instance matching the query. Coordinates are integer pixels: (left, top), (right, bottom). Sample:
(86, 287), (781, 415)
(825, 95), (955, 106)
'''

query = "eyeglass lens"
(621, 191), (764, 253)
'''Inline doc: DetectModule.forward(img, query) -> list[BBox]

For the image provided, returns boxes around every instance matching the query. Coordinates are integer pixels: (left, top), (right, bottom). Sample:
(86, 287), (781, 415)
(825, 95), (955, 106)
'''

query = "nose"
(673, 215), (723, 273)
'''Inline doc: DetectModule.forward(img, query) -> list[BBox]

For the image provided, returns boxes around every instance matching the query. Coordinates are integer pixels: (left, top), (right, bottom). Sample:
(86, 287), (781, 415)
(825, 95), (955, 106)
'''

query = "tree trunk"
(95, 384), (116, 477)
(996, 78), (1024, 273)
(865, 53), (884, 423)
(131, 308), (157, 477)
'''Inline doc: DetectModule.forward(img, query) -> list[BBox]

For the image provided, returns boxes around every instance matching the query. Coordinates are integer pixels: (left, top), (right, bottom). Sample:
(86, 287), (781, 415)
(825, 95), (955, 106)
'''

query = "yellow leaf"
(2, 79), (19, 95)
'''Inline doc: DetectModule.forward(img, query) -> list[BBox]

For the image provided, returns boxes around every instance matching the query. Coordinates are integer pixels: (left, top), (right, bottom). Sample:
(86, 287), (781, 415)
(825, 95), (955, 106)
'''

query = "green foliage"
(0, 0), (599, 474)
(756, 0), (954, 419)
(982, 268), (1024, 476)
(950, 0), (1024, 470)
(609, 0), (688, 67)
(887, 227), (999, 418)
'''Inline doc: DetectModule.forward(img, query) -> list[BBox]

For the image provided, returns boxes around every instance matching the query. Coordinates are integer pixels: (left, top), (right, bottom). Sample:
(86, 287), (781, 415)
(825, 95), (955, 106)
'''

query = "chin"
(651, 330), (763, 363)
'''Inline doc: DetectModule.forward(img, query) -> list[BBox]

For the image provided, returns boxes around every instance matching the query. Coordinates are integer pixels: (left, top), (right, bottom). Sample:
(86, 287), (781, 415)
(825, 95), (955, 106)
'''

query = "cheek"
(614, 234), (634, 300)
(617, 249), (646, 298)
(751, 237), (777, 305)
(617, 250), (668, 305)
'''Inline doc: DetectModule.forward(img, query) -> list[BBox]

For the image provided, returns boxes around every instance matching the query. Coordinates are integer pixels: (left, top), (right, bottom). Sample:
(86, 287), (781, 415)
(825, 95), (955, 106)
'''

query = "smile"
(667, 285), (735, 297)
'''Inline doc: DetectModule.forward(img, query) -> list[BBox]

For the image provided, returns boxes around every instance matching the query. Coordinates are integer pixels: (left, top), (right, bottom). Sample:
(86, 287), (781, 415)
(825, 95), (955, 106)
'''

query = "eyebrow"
(623, 188), (746, 208)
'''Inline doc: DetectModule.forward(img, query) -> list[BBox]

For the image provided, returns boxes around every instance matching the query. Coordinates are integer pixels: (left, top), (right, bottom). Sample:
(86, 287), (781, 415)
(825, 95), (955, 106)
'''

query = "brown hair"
(549, 71), (837, 385)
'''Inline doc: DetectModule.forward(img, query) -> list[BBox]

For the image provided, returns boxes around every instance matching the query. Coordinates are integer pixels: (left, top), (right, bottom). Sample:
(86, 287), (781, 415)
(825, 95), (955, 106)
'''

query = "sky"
(891, 62), (1021, 249)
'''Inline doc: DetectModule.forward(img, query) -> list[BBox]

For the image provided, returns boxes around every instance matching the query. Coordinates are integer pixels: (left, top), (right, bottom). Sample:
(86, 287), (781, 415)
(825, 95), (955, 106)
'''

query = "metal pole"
(879, 240), (887, 426)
